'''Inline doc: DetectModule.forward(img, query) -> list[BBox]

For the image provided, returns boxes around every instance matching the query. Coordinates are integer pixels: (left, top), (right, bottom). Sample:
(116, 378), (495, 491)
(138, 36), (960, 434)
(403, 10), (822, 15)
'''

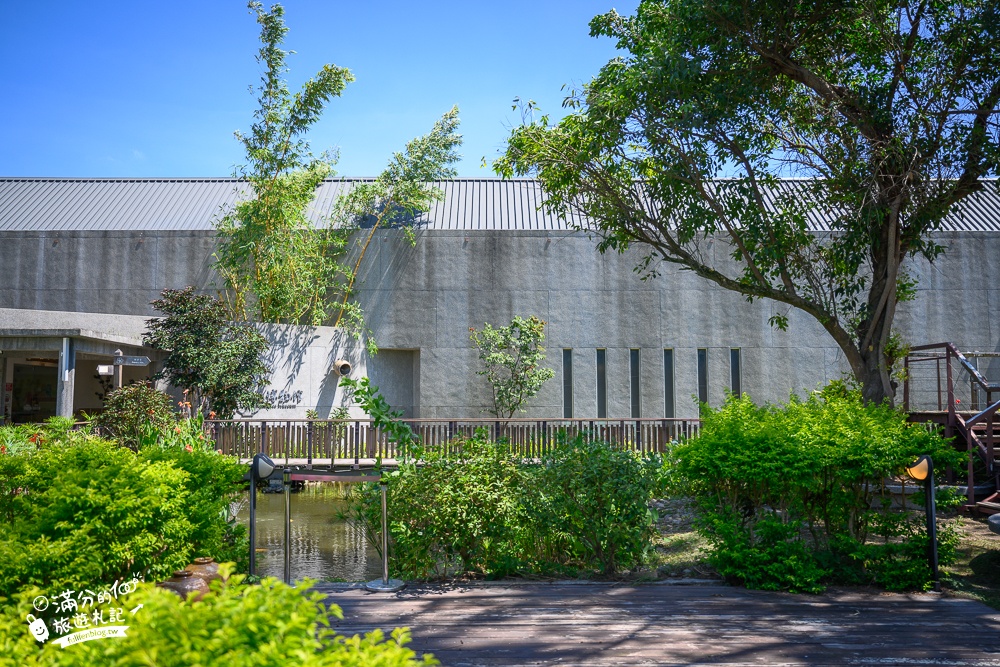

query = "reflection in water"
(238, 483), (379, 582)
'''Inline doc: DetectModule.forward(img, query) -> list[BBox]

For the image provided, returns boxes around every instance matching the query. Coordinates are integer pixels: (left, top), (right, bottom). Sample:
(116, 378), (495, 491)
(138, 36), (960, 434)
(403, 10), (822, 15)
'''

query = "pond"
(237, 483), (380, 582)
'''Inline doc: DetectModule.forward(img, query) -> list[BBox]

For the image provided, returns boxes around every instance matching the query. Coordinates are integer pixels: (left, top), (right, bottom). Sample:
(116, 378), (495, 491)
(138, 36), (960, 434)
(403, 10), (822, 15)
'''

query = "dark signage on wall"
(261, 389), (303, 409)
(112, 356), (151, 367)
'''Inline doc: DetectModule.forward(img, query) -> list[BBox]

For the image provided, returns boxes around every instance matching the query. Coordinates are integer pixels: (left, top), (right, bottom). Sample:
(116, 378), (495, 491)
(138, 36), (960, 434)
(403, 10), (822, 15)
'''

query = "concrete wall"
(2, 228), (998, 419)
(353, 229), (1000, 418)
(0, 231), (220, 315)
(247, 323), (367, 420)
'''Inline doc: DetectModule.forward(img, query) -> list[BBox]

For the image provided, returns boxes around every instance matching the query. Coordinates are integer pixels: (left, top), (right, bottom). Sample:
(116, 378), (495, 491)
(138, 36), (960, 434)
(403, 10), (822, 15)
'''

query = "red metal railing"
(903, 343), (1000, 504)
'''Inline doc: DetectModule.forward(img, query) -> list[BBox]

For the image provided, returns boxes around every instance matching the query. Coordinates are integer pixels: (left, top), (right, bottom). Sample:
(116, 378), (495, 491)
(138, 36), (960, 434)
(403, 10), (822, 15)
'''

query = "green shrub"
(90, 384), (176, 451)
(676, 385), (963, 592)
(0, 417), (86, 457)
(354, 428), (661, 579)
(0, 436), (193, 598)
(141, 436), (248, 572)
(0, 423), (40, 457)
(383, 433), (530, 578)
(532, 434), (658, 575)
(0, 571), (436, 666)
(0, 430), (248, 598)
(701, 511), (828, 593)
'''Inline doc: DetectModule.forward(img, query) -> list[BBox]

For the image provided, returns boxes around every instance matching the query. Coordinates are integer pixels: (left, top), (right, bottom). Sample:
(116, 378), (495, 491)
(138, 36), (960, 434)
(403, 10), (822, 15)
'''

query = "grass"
(650, 497), (1000, 608)
(648, 497), (717, 579)
(650, 531), (715, 578)
(941, 513), (1000, 609)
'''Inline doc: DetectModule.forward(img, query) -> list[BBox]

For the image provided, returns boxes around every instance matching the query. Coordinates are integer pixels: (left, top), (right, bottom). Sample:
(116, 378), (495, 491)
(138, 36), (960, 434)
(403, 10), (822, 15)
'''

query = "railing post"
(260, 421), (268, 457)
(285, 420), (292, 465)
(988, 411), (996, 487)
(947, 349), (955, 423)
(331, 420), (336, 460)
(967, 425), (976, 507)
(903, 356), (910, 412)
(307, 420), (314, 470)
(353, 420), (361, 469)
(936, 357), (942, 411)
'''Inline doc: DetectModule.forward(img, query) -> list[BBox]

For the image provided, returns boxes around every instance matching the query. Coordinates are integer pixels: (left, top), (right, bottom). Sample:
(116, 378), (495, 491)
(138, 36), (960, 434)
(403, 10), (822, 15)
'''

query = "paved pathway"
(321, 582), (1000, 666)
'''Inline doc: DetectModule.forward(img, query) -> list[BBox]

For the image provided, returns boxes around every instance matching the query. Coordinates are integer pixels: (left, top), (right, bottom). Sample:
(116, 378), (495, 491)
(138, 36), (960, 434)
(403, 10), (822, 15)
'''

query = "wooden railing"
(205, 417), (701, 464)
(903, 342), (1000, 504)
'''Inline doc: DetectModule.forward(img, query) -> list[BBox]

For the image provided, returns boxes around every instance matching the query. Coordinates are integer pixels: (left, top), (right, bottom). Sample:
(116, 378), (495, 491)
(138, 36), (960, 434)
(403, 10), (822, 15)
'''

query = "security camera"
(333, 359), (352, 376)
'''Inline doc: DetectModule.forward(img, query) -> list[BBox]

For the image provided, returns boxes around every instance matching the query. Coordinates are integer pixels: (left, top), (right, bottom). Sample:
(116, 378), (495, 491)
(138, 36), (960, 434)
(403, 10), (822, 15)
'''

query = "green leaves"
(0, 426), (249, 602)
(362, 431), (660, 579)
(0, 437), (194, 596)
(675, 386), (963, 591)
(90, 383), (176, 451)
(144, 287), (272, 419)
(331, 106), (462, 330)
(532, 435), (659, 575)
(216, 3), (354, 325)
(498, 0), (1000, 404)
(470, 315), (556, 420)
(341, 377), (420, 462)
(216, 3), (461, 335)
(0, 576), (437, 666)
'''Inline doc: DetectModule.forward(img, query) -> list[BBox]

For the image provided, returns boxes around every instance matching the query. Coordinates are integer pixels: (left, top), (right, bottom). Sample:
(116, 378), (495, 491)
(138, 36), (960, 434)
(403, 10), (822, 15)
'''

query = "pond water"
(237, 483), (380, 582)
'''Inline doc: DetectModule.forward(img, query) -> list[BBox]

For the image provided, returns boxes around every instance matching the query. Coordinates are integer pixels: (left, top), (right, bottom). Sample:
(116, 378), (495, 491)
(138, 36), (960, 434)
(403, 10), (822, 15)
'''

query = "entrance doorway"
(11, 362), (57, 423)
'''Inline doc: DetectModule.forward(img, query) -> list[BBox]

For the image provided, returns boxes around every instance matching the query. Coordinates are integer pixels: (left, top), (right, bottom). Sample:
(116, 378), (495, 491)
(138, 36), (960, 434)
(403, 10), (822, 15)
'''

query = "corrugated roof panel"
(1, 177), (998, 233)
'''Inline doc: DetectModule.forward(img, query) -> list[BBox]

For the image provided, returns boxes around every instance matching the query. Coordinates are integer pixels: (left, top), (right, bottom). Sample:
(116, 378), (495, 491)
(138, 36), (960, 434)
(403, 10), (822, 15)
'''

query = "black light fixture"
(248, 453), (275, 578)
(905, 455), (940, 592)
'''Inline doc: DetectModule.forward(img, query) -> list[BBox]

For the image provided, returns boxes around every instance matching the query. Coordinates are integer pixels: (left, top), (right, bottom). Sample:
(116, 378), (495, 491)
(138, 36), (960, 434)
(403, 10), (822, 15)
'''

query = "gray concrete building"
(1, 177), (998, 423)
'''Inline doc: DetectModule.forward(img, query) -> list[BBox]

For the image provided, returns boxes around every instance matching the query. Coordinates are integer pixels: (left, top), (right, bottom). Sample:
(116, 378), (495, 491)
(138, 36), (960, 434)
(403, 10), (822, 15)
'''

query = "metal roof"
(1, 177), (998, 233)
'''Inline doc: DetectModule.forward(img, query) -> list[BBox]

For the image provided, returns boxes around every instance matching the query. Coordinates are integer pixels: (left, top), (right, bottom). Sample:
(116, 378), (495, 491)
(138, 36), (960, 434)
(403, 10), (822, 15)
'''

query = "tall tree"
(144, 287), (271, 419)
(215, 2), (352, 325)
(215, 2), (461, 342)
(332, 107), (462, 335)
(497, 0), (1000, 405)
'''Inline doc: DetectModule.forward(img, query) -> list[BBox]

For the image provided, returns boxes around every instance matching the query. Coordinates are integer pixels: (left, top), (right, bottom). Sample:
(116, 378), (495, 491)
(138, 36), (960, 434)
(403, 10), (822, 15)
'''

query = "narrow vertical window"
(596, 349), (607, 418)
(697, 348), (709, 406)
(630, 349), (641, 418)
(562, 349), (573, 418)
(663, 349), (675, 418)
(730, 348), (742, 397)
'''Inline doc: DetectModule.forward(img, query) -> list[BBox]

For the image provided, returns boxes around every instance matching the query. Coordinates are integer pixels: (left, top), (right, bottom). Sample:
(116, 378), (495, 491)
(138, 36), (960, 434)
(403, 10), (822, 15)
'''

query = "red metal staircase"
(903, 343), (1000, 514)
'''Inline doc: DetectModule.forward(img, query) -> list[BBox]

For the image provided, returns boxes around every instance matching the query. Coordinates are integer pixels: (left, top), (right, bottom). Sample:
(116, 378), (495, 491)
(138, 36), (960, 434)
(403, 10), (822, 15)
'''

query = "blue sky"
(1, 1), (637, 178)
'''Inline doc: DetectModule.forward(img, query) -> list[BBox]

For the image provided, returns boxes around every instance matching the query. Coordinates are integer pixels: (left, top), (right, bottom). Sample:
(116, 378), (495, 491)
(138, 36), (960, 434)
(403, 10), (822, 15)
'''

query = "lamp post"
(283, 467), (292, 584)
(248, 453), (275, 578)
(906, 455), (940, 592)
(113, 348), (123, 389)
(365, 477), (405, 592)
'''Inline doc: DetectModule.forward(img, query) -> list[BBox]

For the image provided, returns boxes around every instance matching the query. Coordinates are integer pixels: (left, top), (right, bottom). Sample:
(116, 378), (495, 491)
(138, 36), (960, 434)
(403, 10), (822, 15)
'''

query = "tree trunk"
(857, 352), (895, 407)
(854, 199), (900, 408)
